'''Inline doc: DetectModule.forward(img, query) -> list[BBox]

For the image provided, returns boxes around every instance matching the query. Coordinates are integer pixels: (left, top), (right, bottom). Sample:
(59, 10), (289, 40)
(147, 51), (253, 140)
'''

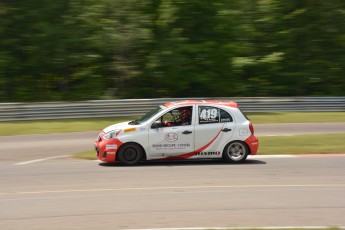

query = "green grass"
(246, 112), (345, 124)
(259, 133), (345, 155)
(220, 228), (343, 230)
(0, 117), (138, 136)
(0, 112), (344, 136)
(216, 228), (343, 230)
(74, 151), (98, 160)
(74, 133), (345, 160)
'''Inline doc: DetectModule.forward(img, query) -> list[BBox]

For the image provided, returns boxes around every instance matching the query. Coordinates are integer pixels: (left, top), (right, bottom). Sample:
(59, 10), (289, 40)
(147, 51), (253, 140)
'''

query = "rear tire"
(223, 141), (248, 163)
(117, 143), (143, 166)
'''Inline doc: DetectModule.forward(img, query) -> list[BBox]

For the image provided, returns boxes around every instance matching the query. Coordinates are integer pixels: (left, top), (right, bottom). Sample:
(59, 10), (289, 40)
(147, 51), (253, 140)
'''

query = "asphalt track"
(0, 122), (345, 230)
(1, 122), (345, 162)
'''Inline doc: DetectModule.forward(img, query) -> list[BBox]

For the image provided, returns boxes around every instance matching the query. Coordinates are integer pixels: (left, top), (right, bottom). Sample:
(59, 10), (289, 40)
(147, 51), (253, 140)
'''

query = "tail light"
(249, 122), (254, 135)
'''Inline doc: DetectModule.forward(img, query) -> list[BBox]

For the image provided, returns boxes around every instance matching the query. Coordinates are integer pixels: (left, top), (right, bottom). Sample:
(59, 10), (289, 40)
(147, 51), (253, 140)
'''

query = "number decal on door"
(200, 108), (217, 120)
(199, 107), (220, 124)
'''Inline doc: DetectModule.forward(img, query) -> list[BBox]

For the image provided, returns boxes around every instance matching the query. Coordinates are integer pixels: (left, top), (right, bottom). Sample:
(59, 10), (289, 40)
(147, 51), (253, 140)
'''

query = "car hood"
(103, 121), (134, 133)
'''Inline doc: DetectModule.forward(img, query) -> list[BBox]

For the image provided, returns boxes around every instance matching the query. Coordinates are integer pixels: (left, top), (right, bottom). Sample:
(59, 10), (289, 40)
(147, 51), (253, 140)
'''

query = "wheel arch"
(221, 140), (250, 164)
(116, 141), (147, 162)
(222, 140), (250, 156)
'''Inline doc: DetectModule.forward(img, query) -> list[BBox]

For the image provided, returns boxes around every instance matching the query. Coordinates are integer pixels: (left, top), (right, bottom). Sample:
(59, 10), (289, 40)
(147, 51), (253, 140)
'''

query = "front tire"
(117, 143), (143, 166)
(223, 141), (248, 163)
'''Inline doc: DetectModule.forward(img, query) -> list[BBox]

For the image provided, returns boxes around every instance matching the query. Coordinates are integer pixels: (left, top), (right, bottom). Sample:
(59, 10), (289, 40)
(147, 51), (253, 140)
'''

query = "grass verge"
(0, 117), (137, 136)
(0, 112), (345, 136)
(74, 151), (98, 160)
(220, 228), (343, 230)
(259, 133), (345, 155)
(73, 133), (345, 160)
(215, 228), (343, 230)
(246, 112), (345, 124)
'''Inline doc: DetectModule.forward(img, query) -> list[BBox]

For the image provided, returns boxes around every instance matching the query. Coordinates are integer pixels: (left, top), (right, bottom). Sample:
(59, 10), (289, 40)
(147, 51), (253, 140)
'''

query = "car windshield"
(129, 105), (166, 125)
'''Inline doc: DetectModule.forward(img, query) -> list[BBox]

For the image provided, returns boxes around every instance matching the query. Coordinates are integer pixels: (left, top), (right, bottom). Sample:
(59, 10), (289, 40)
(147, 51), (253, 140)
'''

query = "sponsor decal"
(195, 151), (221, 156)
(106, 144), (117, 150)
(124, 128), (136, 133)
(220, 118), (232, 122)
(107, 151), (116, 155)
(164, 132), (178, 142)
(152, 143), (191, 150)
(163, 124), (225, 160)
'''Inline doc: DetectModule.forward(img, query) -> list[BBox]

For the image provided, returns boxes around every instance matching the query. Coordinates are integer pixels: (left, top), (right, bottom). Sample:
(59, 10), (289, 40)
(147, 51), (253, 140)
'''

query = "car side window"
(220, 109), (233, 122)
(199, 106), (233, 124)
(153, 106), (193, 128)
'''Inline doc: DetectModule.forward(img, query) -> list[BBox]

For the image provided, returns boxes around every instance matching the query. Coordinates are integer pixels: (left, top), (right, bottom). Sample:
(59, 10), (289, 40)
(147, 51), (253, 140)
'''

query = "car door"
(193, 105), (235, 158)
(148, 106), (195, 159)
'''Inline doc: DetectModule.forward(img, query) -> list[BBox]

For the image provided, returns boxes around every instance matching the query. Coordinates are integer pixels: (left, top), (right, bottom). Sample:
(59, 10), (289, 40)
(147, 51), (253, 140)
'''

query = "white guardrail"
(0, 97), (344, 121)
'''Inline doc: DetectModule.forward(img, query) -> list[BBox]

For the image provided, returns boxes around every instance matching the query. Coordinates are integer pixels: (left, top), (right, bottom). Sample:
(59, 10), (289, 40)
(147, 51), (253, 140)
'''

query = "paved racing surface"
(1, 122), (345, 163)
(0, 123), (345, 229)
(1, 157), (345, 229)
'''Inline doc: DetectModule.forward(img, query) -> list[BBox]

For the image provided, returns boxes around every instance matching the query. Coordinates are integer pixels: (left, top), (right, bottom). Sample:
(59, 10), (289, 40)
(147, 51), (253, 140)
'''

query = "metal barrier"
(0, 97), (344, 121)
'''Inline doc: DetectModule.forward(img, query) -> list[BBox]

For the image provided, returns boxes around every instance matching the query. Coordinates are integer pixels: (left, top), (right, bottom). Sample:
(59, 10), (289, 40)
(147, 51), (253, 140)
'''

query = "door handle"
(221, 128), (232, 132)
(182, 130), (193, 135)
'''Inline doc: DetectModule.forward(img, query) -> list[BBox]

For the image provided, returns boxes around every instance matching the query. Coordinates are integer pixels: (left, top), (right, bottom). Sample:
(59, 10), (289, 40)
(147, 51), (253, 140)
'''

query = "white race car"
(95, 100), (258, 165)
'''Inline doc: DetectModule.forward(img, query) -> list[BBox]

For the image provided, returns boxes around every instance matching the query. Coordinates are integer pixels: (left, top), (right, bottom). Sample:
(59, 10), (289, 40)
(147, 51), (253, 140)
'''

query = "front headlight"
(103, 129), (121, 140)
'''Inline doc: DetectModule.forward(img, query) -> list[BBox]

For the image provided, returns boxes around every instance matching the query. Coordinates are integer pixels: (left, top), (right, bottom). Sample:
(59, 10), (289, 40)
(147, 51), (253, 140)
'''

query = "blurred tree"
(0, 0), (109, 101)
(0, 0), (344, 102)
(235, 0), (345, 96)
(124, 1), (251, 98)
(276, 0), (345, 96)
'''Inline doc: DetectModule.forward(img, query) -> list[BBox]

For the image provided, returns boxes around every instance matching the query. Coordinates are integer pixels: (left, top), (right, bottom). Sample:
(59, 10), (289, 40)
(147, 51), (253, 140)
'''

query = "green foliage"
(0, 0), (345, 102)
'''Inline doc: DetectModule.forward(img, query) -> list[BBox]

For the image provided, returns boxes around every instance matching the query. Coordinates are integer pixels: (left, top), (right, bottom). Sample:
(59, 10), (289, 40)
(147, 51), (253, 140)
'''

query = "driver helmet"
(179, 108), (192, 124)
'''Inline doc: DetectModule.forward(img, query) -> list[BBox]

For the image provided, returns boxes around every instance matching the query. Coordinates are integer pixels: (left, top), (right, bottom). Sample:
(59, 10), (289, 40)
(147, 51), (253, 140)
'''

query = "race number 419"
(200, 108), (218, 121)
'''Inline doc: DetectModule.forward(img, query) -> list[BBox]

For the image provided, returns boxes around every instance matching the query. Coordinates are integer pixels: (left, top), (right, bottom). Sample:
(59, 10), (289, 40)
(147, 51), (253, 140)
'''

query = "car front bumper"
(95, 136), (123, 163)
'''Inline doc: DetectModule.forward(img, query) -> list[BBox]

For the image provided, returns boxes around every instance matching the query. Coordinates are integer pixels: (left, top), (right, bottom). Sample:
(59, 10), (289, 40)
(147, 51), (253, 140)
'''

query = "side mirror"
(151, 121), (162, 129)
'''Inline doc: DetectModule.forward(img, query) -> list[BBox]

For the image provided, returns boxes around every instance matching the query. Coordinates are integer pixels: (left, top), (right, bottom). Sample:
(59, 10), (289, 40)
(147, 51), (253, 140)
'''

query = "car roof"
(163, 100), (238, 108)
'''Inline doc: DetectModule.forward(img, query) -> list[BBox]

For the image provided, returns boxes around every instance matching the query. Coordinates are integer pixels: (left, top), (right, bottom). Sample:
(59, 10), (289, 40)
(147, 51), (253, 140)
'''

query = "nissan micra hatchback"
(95, 100), (258, 165)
